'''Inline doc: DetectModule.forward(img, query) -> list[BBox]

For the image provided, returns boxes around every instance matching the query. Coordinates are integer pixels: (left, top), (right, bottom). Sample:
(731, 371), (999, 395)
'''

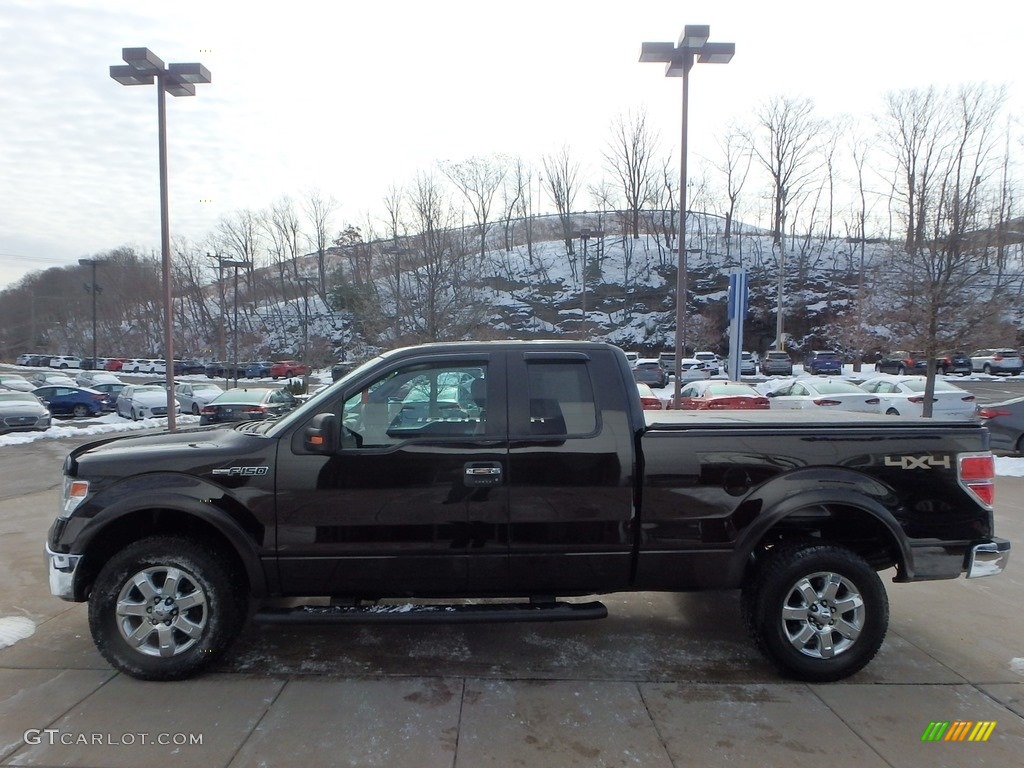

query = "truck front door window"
(342, 363), (488, 448)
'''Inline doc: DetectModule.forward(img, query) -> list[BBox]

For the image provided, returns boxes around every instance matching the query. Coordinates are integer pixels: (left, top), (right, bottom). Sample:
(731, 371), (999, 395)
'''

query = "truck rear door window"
(523, 361), (597, 436)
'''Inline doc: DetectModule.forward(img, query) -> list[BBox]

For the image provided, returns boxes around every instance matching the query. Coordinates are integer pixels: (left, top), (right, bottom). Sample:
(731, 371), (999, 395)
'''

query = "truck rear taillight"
(958, 453), (995, 508)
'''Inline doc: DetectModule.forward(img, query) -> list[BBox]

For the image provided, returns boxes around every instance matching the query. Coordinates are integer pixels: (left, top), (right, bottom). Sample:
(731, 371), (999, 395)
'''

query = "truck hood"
(66, 425), (273, 477)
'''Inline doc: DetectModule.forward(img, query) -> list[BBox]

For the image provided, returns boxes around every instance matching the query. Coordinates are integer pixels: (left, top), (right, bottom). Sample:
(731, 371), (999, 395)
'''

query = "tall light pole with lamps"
(640, 25), (734, 405)
(110, 47), (211, 431)
(78, 259), (104, 368)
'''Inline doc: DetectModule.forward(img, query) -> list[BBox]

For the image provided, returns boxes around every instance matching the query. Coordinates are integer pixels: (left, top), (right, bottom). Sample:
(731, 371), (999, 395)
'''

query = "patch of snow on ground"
(0, 616), (35, 648)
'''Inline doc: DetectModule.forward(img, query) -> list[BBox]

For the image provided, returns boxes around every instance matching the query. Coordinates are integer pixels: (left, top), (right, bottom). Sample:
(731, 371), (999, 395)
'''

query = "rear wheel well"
(744, 504), (902, 584)
(76, 509), (253, 600)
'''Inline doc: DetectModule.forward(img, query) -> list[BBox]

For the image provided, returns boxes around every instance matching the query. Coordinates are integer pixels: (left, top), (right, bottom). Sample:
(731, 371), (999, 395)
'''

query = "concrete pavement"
(1, 472), (1021, 766)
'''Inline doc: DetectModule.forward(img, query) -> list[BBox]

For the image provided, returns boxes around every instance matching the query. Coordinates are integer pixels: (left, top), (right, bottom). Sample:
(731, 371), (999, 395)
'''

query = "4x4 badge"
(884, 455), (951, 470)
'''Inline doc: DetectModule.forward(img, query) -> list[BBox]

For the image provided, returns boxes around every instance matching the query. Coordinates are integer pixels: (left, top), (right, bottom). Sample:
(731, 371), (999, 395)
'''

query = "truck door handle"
(464, 462), (503, 487)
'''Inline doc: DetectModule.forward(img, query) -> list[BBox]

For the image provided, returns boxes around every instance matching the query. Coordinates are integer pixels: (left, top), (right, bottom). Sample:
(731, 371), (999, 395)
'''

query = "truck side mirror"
(303, 412), (338, 453)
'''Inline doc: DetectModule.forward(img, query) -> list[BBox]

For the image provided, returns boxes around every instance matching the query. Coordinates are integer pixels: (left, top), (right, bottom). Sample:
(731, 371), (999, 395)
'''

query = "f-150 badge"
(884, 455), (951, 470)
(212, 466), (270, 476)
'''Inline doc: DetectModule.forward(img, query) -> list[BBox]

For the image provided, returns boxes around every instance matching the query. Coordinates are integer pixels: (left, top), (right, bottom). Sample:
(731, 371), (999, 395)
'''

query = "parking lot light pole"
(220, 260), (252, 388)
(78, 259), (103, 368)
(110, 48), (211, 431)
(640, 25), (734, 405)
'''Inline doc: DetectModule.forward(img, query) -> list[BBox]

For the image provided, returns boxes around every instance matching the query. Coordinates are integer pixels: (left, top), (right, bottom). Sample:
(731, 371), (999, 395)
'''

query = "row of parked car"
(14, 353), (313, 380)
(0, 366), (302, 435)
(874, 349), (1023, 376)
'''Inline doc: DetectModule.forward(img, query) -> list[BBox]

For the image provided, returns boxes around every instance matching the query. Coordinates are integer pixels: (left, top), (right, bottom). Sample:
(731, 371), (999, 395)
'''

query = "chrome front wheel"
(88, 536), (245, 680)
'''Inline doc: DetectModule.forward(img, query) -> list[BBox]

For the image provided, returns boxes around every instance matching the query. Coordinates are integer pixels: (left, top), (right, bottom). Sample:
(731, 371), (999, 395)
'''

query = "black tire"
(191, 403), (200, 415)
(983, 364), (993, 375)
(131, 408), (139, 421)
(741, 545), (888, 682)
(896, 365), (905, 374)
(88, 536), (245, 681)
(72, 404), (89, 418)
(885, 407), (900, 416)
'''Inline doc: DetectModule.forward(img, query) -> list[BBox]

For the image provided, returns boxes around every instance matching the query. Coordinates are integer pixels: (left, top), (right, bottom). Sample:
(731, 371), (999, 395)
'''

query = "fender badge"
(884, 455), (951, 470)
(212, 466), (270, 476)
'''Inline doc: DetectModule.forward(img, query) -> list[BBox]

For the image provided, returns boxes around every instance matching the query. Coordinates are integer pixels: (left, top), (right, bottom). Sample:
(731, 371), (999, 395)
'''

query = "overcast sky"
(1, 0), (1019, 290)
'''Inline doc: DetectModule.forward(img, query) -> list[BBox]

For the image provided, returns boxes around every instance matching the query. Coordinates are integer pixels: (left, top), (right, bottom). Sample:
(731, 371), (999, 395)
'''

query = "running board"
(253, 600), (608, 625)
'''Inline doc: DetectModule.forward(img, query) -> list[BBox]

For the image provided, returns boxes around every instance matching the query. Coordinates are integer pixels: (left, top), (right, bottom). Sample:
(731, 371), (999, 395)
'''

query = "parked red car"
(270, 360), (310, 379)
(104, 357), (127, 372)
(636, 382), (664, 410)
(671, 380), (771, 411)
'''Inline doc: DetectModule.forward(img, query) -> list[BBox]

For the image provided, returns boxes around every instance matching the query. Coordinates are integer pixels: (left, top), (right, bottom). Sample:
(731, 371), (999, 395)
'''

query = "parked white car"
(677, 358), (712, 382)
(858, 375), (977, 419)
(764, 377), (881, 414)
(49, 355), (82, 369)
(969, 348), (1023, 376)
(693, 351), (721, 376)
(175, 381), (225, 415)
(116, 384), (180, 420)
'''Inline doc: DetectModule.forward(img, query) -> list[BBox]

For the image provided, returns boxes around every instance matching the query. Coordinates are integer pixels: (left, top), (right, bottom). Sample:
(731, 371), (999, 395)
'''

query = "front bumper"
(45, 544), (82, 600)
(966, 538), (1011, 578)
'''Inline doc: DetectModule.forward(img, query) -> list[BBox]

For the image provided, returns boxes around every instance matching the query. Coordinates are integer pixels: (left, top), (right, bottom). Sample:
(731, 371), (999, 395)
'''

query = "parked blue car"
(803, 350), (843, 375)
(245, 360), (274, 379)
(33, 385), (113, 418)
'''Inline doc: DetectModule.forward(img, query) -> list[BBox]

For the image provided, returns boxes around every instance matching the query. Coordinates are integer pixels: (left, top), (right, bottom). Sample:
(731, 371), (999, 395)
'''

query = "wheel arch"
(728, 486), (911, 587)
(72, 495), (267, 603)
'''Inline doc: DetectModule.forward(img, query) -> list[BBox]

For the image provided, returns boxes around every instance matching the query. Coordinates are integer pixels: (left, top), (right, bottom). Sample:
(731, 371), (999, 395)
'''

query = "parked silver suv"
(760, 350), (794, 376)
(970, 348), (1023, 376)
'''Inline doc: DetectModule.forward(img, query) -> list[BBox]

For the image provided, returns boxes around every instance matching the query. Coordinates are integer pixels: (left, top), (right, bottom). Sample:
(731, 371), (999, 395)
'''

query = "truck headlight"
(61, 476), (89, 517)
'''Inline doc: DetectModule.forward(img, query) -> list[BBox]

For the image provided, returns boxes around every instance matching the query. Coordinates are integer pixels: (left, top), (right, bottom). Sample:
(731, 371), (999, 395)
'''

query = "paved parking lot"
(0, 438), (1021, 767)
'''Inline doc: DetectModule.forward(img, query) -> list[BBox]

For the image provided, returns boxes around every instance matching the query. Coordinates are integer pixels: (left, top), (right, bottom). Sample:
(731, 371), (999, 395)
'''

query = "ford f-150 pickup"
(46, 340), (1010, 682)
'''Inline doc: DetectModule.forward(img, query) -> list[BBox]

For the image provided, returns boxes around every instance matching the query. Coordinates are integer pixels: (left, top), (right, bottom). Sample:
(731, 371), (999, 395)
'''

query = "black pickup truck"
(46, 341), (1010, 682)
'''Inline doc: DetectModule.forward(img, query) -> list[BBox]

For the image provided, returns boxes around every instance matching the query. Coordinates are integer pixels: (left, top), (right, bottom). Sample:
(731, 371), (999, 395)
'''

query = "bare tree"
(303, 189), (337, 294)
(876, 87), (947, 250)
(820, 117), (849, 240)
(542, 146), (581, 255)
(714, 130), (752, 247)
(441, 154), (507, 261)
(745, 95), (824, 246)
(500, 159), (526, 254)
(881, 84), (1007, 415)
(404, 173), (488, 342)
(604, 109), (658, 239)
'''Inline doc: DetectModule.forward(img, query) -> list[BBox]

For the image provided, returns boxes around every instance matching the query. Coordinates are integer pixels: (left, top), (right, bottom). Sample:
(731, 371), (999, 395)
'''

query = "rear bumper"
(966, 538), (1011, 578)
